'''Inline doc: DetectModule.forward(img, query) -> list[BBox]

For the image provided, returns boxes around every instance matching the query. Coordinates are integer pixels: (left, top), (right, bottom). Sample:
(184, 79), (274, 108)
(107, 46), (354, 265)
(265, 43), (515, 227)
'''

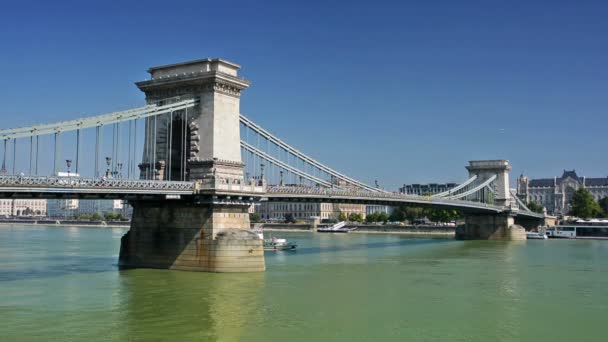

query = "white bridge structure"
(0, 58), (547, 273)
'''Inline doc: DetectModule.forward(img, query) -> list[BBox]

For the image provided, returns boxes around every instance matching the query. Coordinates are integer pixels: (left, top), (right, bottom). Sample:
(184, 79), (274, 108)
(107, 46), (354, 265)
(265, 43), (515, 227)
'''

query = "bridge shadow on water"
(0, 256), (119, 282)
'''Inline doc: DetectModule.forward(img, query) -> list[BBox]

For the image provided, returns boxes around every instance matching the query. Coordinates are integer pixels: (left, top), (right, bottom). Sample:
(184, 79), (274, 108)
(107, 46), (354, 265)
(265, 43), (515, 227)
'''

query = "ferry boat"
(253, 227), (297, 250)
(545, 225), (608, 239)
(263, 237), (297, 251)
(316, 221), (356, 233)
(526, 231), (548, 240)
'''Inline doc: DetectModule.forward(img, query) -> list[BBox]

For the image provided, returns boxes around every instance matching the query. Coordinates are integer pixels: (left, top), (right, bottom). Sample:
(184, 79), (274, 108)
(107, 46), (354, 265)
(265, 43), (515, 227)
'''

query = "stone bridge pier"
(456, 160), (526, 241)
(119, 58), (265, 272)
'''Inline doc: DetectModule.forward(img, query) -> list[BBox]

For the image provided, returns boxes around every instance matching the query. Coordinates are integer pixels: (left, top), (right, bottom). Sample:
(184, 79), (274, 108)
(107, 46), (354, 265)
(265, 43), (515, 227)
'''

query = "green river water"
(1, 225), (607, 341)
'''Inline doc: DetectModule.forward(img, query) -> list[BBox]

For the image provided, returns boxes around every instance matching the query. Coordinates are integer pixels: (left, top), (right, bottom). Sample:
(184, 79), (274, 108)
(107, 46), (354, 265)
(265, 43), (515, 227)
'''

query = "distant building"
(47, 199), (130, 218)
(517, 170), (608, 215)
(256, 201), (366, 221)
(47, 199), (79, 218)
(0, 199), (47, 217)
(45, 173), (131, 218)
(399, 183), (457, 196)
(366, 205), (393, 216)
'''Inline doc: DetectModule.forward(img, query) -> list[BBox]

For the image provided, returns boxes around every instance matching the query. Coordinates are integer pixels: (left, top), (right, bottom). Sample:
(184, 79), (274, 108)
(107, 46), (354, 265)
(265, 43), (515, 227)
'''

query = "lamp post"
(117, 162), (123, 179)
(105, 157), (112, 178)
(66, 159), (72, 177)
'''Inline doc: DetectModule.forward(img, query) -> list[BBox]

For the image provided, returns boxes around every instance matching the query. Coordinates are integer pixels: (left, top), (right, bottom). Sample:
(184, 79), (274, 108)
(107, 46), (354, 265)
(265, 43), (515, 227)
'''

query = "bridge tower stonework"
(119, 58), (265, 272)
(457, 160), (526, 240)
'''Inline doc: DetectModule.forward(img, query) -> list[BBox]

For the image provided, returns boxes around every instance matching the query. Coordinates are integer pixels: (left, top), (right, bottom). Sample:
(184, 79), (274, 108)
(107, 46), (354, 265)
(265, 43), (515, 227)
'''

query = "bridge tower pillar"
(457, 160), (526, 240)
(465, 160), (511, 206)
(119, 58), (265, 272)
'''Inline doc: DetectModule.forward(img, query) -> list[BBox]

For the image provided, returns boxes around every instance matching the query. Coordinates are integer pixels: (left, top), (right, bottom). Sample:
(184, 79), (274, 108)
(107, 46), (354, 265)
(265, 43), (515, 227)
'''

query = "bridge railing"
(195, 177), (266, 194)
(0, 175), (196, 191)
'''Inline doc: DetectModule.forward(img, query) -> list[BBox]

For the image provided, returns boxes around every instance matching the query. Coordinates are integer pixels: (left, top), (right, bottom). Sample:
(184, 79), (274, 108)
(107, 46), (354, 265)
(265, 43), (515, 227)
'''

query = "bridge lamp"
(117, 162), (123, 178)
(65, 159), (72, 177)
(105, 157), (112, 177)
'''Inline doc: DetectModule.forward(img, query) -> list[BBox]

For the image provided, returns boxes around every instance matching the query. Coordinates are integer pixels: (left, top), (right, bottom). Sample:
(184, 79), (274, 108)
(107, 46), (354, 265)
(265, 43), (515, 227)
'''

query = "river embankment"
(260, 223), (455, 236)
(0, 219), (129, 228)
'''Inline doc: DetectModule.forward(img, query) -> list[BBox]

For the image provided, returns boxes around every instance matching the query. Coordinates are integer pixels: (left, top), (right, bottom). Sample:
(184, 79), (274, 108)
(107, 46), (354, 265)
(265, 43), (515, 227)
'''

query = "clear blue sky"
(0, 0), (606, 189)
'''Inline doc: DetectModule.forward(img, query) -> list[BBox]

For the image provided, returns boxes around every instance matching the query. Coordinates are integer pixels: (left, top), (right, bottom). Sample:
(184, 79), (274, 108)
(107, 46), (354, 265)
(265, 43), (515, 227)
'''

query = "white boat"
(317, 221), (356, 233)
(252, 226), (297, 250)
(526, 231), (548, 240)
(264, 237), (297, 251)
(546, 225), (608, 239)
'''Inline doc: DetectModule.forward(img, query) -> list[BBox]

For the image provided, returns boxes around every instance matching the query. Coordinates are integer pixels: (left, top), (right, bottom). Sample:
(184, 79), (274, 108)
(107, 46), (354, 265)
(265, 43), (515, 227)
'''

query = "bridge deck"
(0, 176), (544, 218)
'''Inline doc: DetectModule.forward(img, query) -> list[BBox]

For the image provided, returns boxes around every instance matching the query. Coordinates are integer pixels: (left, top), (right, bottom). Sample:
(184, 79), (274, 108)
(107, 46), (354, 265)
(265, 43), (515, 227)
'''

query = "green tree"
(599, 197), (608, 218)
(404, 207), (425, 222)
(348, 213), (363, 223)
(388, 207), (406, 222)
(366, 212), (379, 223)
(90, 213), (103, 221)
(338, 212), (347, 221)
(423, 209), (461, 223)
(526, 201), (544, 214)
(249, 213), (261, 223)
(570, 188), (602, 218)
(104, 212), (123, 221)
(377, 211), (389, 223)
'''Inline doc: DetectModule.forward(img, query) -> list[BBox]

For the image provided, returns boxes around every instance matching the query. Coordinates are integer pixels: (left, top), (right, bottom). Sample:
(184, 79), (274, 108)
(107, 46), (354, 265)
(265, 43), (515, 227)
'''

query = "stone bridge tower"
(119, 59), (265, 272)
(465, 160), (511, 207)
(457, 160), (526, 240)
(136, 58), (248, 184)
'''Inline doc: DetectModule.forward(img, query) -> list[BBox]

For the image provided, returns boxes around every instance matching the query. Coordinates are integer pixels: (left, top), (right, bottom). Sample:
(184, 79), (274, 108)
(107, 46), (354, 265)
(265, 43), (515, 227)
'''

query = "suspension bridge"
(0, 58), (547, 272)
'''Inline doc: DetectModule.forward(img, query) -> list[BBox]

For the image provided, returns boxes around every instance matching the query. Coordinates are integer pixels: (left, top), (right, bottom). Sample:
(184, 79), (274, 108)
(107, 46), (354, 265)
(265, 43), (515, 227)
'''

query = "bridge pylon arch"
(466, 160), (512, 207)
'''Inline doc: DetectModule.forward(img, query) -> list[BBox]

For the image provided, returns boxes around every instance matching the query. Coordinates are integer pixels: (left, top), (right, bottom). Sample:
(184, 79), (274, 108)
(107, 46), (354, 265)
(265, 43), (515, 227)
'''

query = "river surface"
(1, 225), (608, 341)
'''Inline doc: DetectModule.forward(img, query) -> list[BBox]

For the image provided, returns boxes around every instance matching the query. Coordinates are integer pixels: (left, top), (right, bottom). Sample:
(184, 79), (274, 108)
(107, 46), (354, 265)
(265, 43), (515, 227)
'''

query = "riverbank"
(263, 224), (455, 236)
(0, 219), (129, 228)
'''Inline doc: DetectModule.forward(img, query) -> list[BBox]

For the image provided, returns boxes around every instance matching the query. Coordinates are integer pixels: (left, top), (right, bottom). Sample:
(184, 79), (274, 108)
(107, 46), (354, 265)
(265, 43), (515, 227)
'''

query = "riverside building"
(0, 199), (47, 217)
(517, 170), (608, 215)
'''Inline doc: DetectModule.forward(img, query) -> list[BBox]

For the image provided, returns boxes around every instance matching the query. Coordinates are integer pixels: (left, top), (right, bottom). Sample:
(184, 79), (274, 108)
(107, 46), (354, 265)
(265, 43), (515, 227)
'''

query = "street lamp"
(105, 157), (112, 178)
(117, 162), (123, 179)
(65, 159), (72, 177)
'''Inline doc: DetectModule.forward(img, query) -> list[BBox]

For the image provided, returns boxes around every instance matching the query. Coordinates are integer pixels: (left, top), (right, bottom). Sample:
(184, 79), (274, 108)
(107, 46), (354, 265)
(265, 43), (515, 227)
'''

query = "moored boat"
(526, 231), (548, 240)
(263, 237), (297, 251)
(253, 225), (297, 250)
(546, 225), (608, 239)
